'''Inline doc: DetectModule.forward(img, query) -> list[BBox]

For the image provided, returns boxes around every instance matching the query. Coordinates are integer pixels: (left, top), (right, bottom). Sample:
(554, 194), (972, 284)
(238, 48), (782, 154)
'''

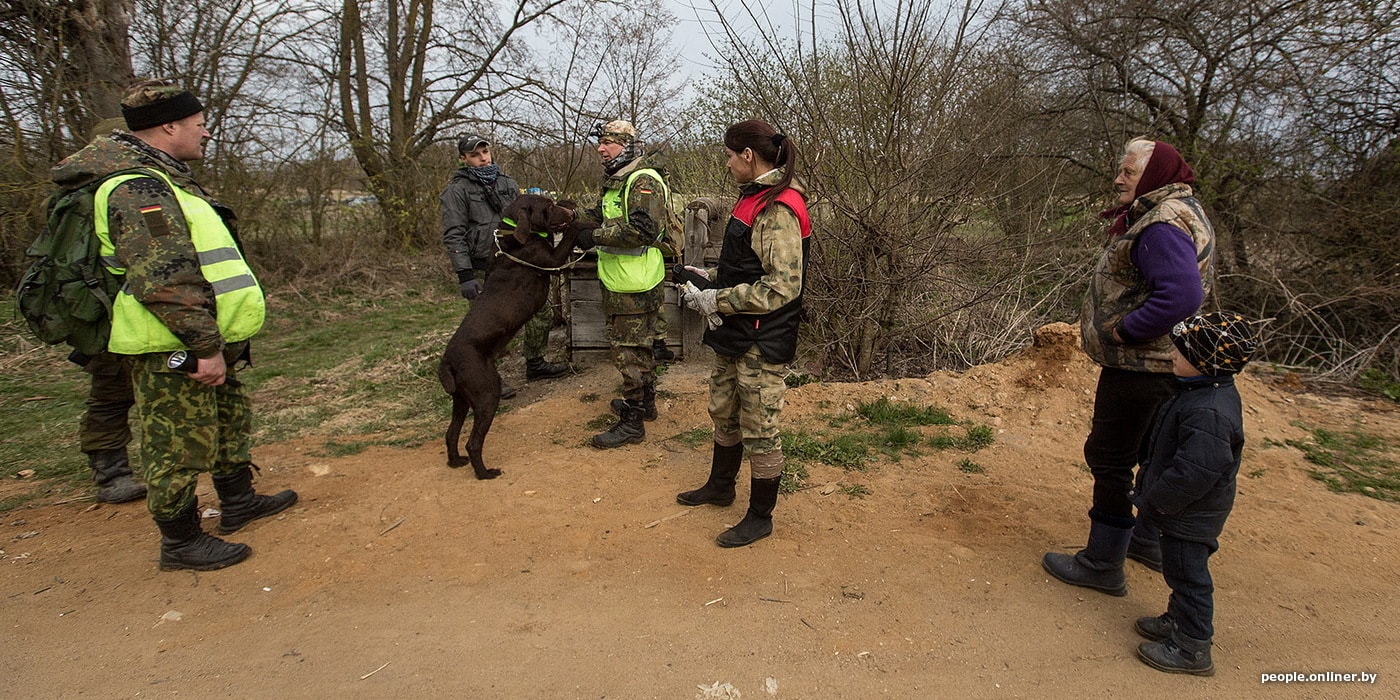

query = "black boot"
(716, 476), (780, 548)
(651, 339), (675, 363)
(1127, 519), (1164, 572)
(1135, 613), (1176, 642)
(592, 401), (645, 448)
(677, 442), (744, 506)
(610, 384), (657, 421)
(525, 357), (571, 381)
(1041, 520), (1132, 596)
(88, 448), (146, 504)
(1138, 632), (1214, 676)
(155, 501), (251, 571)
(212, 465), (298, 535)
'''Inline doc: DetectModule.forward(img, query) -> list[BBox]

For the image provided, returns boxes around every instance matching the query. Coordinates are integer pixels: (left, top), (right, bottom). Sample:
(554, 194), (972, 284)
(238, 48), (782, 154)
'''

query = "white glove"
(681, 282), (722, 330)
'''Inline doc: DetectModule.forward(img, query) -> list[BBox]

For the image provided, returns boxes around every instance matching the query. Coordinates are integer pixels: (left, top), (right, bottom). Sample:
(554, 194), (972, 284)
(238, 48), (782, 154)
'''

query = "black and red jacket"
(704, 183), (812, 363)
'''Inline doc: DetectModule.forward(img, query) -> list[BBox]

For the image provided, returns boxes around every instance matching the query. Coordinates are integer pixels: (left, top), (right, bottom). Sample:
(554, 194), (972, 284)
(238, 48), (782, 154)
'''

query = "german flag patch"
(139, 204), (173, 237)
(637, 186), (653, 194)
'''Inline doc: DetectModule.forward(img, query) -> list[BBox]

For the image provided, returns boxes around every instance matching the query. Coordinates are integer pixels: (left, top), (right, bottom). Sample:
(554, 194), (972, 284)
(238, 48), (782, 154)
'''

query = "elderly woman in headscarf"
(1043, 138), (1218, 596)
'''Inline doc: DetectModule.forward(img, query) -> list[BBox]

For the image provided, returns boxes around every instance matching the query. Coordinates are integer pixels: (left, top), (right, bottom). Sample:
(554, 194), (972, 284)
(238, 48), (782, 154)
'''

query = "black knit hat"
(1171, 311), (1257, 376)
(121, 85), (204, 131)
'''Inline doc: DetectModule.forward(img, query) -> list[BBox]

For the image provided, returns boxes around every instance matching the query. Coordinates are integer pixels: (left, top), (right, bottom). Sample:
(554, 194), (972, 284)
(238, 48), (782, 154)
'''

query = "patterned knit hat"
(1171, 311), (1257, 376)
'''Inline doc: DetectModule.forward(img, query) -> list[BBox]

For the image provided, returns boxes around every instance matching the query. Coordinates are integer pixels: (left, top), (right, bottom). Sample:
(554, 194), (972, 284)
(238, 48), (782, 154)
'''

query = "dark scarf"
(1099, 141), (1196, 237)
(602, 140), (645, 175)
(469, 163), (500, 185)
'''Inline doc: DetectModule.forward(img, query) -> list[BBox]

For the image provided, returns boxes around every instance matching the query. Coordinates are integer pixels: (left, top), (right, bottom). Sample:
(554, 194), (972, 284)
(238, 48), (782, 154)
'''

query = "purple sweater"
(1119, 223), (1204, 344)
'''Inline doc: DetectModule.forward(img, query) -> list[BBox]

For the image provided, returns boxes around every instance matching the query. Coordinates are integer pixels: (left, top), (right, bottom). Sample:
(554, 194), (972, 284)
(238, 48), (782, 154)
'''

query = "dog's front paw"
(474, 468), (503, 480)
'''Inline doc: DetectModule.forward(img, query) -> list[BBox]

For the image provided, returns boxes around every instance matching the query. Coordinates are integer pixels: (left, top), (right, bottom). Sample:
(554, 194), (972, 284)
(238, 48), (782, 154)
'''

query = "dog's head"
(503, 193), (574, 245)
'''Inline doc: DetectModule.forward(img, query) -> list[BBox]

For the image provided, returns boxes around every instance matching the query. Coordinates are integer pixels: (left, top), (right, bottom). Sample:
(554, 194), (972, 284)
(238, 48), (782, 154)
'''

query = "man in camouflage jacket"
(52, 80), (297, 571)
(571, 120), (673, 448)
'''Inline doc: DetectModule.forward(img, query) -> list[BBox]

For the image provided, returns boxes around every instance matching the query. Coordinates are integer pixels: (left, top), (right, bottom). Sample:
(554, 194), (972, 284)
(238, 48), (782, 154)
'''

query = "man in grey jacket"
(440, 134), (570, 386)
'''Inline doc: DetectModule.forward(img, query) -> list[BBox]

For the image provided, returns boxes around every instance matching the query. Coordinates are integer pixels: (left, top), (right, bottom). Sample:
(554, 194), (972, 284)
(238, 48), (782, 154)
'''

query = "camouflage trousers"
(652, 307), (668, 344)
(80, 351), (135, 453)
(129, 353), (253, 519)
(708, 346), (787, 471)
(606, 312), (658, 401)
(472, 266), (551, 360)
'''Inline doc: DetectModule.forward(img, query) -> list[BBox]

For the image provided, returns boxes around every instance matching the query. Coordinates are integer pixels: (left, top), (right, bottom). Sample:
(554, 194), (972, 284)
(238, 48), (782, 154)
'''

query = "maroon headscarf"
(1099, 140), (1196, 237)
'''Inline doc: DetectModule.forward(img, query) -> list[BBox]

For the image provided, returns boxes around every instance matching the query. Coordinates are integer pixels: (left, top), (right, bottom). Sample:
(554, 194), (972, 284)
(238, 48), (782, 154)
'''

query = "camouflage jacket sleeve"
(107, 177), (224, 357)
(591, 172), (666, 249)
(716, 202), (804, 315)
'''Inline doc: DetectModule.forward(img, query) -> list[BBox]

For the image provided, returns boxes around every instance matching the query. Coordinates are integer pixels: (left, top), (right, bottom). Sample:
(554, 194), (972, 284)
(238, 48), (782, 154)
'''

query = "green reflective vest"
(94, 170), (265, 354)
(596, 167), (667, 293)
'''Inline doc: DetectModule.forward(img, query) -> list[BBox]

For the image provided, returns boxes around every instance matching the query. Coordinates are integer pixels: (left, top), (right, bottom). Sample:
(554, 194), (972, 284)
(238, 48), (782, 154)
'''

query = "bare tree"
(1012, 0), (1397, 271)
(0, 0), (135, 161)
(502, 1), (688, 198)
(334, 0), (567, 249)
(699, 0), (1092, 379)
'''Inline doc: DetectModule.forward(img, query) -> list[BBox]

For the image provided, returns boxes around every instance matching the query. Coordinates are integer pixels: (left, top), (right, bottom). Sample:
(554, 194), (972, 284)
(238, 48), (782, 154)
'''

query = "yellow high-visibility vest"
(94, 170), (264, 354)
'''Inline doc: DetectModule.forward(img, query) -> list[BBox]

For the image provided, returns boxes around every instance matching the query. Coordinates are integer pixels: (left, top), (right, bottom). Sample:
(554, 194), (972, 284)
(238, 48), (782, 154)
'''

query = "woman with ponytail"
(675, 119), (812, 548)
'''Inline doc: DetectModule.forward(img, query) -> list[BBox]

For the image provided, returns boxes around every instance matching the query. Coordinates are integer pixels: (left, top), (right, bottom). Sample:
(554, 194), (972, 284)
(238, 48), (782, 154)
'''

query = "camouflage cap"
(591, 120), (637, 144)
(121, 81), (204, 131)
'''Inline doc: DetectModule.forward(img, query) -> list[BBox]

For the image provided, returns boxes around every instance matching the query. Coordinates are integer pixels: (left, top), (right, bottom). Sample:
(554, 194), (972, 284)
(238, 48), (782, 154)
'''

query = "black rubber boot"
(592, 402), (645, 448)
(716, 476), (780, 548)
(651, 339), (675, 363)
(525, 357), (571, 381)
(1138, 632), (1214, 676)
(1127, 517), (1163, 572)
(500, 381), (517, 399)
(212, 465), (298, 535)
(677, 442), (744, 506)
(88, 448), (146, 504)
(1135, 613), (1176, 642)
(155, 501), (251, 571)
(1041, 520), (1132, 596)
(610, 384), (657, 421)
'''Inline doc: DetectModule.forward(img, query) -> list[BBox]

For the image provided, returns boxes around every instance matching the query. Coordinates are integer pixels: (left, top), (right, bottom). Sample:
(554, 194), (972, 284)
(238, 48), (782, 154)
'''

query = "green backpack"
(15, 172), (140, 359)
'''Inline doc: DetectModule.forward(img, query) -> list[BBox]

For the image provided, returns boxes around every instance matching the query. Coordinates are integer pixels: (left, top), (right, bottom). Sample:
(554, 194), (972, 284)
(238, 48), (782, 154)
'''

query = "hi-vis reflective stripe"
(210, 274), (258, 294)
(197, 247), (243, 265)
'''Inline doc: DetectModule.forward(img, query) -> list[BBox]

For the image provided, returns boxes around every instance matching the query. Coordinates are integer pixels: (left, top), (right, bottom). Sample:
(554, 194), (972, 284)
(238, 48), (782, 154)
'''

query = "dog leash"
(493, 227), (588, 272)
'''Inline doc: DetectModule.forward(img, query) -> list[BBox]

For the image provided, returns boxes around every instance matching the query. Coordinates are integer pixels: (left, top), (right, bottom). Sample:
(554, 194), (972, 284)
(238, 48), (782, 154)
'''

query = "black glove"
(456, 269), (481, 299)
(574, 228), (596, 251)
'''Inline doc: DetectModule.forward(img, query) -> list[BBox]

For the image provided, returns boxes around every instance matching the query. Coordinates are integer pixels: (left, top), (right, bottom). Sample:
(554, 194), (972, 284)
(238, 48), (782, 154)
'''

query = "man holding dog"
(570, 120), (673, 448)
(440, 134), (571, 391)
(50, 79), (298, 571)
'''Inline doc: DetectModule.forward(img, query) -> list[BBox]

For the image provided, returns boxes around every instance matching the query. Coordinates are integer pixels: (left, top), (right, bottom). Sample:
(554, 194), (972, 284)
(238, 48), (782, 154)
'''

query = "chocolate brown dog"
(438, 194), (595, 479)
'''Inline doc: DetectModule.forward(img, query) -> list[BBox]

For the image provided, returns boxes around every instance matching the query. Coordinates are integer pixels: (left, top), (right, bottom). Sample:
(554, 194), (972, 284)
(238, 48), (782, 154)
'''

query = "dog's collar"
(497, 217), (550, 238)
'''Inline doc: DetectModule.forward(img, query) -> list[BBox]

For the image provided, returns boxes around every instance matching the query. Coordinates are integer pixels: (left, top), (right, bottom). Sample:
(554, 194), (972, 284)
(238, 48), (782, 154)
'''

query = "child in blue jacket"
(1133, 311), (1257, 676)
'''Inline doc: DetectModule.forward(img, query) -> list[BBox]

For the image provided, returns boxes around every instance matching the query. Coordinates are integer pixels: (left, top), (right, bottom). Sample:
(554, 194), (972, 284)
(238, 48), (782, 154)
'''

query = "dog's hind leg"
(446, 391), (471, 469)
(464, 364), (504, 480)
